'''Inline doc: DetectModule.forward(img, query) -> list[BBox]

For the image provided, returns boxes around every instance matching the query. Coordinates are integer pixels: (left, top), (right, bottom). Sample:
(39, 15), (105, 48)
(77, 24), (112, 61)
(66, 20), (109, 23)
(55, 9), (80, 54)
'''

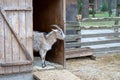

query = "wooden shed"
(0, 0), (66, 75)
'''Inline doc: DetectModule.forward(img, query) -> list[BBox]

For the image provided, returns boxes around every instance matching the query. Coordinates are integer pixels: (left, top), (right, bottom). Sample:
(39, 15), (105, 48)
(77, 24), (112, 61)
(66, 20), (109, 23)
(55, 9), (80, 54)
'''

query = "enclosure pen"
(65, 17), (120, 59)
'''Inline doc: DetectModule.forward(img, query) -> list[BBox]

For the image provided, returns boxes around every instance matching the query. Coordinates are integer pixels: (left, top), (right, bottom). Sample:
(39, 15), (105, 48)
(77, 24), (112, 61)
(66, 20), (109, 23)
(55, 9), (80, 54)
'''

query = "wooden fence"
(65, 17), (120, 59)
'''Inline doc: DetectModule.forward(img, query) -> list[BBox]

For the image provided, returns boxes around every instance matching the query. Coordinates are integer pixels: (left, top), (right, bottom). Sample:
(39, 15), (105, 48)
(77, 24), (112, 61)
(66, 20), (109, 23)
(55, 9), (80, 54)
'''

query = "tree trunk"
(115, 0), (120, 25)
(81, 0), (89, 18)
(108, 0), (112, 17)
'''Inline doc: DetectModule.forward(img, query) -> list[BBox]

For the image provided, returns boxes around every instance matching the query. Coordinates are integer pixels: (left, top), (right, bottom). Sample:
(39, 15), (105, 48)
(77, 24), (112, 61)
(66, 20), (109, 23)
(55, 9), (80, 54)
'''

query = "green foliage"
(89, 12), (115, 18)
(78, 0), (82, 14)
(89, 0), (94, 3)
(89, 9), (96, 14)
(101, 2), (108, 12)
(117, 4), (120, 9)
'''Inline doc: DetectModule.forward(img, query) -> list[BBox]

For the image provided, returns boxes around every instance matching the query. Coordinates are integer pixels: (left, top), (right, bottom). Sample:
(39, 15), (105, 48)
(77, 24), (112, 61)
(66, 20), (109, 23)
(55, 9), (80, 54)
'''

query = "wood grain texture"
(34, 70), (81, 80)
(0, 0), (33, 74)
(0, 0), (5, 74)
(82, 17), (120, 22)
(0, 61), (32, 67)
(11, 0), (20, 73)
(66, 39), (120, 48)
(19, 0), (27, 72)
(4, 0), (13, 74)
(66, 47), (93, 59)
(25, 0), (33, 71)
(1, 10), (32, 61)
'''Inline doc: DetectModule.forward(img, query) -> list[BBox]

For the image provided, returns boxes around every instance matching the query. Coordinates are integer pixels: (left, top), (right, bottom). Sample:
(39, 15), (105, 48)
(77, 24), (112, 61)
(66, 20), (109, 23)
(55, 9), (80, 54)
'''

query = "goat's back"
(33, 31), (45, 51)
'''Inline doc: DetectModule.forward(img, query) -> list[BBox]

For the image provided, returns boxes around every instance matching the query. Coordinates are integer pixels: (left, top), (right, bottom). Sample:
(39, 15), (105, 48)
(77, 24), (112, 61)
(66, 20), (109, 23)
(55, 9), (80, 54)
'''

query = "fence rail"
(65, 17), (120, 59)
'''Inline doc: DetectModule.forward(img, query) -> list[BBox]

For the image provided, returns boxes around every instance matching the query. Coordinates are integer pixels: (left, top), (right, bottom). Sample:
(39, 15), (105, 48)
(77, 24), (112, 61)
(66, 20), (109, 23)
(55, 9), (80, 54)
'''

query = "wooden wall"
(33, 0), (64, 32)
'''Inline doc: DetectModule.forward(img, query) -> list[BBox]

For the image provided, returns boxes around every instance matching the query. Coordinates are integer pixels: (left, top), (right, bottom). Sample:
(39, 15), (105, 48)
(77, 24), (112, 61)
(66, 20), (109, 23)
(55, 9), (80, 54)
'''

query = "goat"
(33, 25), (65, 68)
(76, 15), (82, 22)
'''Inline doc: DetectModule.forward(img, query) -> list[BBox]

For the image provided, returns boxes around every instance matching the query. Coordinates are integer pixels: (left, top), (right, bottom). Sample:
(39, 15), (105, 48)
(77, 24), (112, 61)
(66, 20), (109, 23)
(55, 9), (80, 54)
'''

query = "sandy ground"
(66, 53), (120, 80)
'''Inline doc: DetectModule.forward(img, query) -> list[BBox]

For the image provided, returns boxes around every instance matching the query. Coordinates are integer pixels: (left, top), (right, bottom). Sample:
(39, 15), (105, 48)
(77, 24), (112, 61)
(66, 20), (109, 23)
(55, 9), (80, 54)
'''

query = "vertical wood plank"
(0, 0), (5, 74)
(19, 0), (27, 72)
(11, 0), (20, 73)
(62, 0), (66, 68)
(25, 0), (33, 71)
(4, 0), (13, 74)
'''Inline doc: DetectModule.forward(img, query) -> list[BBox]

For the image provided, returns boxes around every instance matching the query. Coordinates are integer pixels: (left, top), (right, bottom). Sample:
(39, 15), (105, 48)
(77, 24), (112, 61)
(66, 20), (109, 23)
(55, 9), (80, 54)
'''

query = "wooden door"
(0, 0), (33, 74)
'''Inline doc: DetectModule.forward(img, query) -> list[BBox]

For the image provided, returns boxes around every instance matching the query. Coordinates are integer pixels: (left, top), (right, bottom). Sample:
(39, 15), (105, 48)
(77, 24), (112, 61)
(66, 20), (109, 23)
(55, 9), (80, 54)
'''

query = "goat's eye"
(58, 31), (61, 33)
(60, 32), (63, 35)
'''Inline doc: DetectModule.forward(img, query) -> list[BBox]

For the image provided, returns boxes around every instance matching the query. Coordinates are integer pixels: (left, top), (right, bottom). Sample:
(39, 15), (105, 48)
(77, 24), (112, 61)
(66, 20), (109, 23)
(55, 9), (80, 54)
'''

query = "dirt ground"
(66, 53), (120, 80)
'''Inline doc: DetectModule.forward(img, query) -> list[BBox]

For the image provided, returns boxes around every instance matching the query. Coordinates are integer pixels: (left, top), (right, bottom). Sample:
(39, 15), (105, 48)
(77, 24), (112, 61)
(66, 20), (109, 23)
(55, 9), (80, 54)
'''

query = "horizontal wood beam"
(66, 32), (120, 42)
(82, 17), (120, 22)
(65, 34), (81, 42)
(1, 7), (32, 11)
(66, 39), (120, 48)
(81, 32), (120, 38)
(93, 46), (120, 52)
(66, 22), (80, 27)
(0, 61), (32, 67)
(65, 47), (93, 59)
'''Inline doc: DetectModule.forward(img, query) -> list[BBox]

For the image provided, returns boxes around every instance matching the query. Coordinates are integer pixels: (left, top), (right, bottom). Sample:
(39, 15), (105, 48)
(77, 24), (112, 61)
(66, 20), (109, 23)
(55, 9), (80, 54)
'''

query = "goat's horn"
(51, 25), (62, 31)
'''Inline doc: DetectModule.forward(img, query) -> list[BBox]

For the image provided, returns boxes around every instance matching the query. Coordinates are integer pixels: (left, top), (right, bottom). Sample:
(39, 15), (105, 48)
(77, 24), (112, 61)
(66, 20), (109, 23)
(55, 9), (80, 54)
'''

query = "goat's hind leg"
(39, 50), (47, 68)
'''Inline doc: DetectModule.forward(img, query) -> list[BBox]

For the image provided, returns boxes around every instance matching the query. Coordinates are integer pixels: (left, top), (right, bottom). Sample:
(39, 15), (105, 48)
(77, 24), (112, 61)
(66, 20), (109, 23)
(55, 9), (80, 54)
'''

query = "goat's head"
(51, 25), (65, 40)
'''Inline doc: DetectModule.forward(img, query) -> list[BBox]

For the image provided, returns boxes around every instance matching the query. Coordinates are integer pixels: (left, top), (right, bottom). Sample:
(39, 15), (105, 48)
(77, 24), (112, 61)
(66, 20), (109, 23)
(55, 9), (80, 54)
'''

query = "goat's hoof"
(42, 64), (46, 68)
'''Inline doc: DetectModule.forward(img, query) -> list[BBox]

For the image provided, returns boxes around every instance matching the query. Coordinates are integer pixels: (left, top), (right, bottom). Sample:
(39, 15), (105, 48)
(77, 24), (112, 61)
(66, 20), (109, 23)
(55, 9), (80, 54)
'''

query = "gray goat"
(33, 25), (65, 68)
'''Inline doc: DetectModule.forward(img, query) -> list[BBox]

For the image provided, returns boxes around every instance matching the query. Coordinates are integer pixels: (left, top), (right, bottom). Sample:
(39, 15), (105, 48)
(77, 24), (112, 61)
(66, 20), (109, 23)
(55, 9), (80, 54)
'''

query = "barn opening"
(33, 0), (65, 68)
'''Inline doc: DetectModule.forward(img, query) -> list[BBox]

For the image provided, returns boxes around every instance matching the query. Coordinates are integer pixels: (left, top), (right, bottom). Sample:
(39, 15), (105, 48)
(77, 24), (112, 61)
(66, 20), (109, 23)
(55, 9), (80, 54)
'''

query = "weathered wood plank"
(63, 0), (66, 67)
(65, 34), (81, 42)
(66, 21), (81, 31)
(0, 0), (5, 74)
(65, 47), (93, 59)
(4, 0), (13, 74)
(66, 22), (120, 30)
(66, 21), (81, 27)
(65, 32), (120, 42)
(19, 0), (27, 72)
(1, 10), (32, 61)
(25, 0), (33, 71)
(0, 61), (32, 67)
(4, 7), (32, 11)
(66, 25), (115, 30)
(93, 46), (120, 53)
(81, 39), (120, 46)
(81, 32), (120, 38)
(60, 0), (66, 68)
(11, 0), (20, 73)
(33, 70), (81, 80)
(82, 17), (120, 22)
(1, 6), (32, 74)
(66, 39), (120, 48)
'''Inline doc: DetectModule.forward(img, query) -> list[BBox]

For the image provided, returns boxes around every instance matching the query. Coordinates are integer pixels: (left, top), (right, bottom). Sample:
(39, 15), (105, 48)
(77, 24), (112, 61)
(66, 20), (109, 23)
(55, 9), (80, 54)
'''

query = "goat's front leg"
(39, 49), (47, 68)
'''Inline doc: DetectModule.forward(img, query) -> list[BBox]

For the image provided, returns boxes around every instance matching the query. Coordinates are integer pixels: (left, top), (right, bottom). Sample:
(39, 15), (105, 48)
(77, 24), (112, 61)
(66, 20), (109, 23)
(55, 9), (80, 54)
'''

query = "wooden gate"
(0, 0), (33, 74)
